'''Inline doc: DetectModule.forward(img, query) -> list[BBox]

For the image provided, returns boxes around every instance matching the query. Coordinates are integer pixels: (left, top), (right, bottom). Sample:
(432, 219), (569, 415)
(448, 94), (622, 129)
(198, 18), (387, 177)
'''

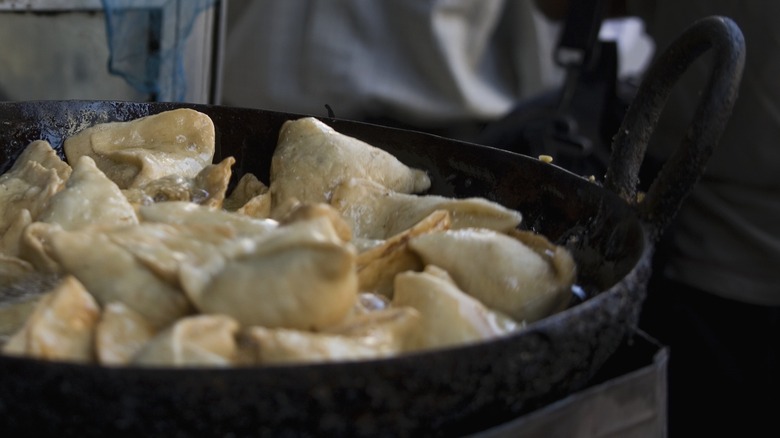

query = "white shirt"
(221, 0), (562, 127)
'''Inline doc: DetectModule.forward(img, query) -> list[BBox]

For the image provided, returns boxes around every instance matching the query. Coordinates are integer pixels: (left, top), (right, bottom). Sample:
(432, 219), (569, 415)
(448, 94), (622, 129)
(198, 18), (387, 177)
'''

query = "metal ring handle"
(604, 16), (745, 242)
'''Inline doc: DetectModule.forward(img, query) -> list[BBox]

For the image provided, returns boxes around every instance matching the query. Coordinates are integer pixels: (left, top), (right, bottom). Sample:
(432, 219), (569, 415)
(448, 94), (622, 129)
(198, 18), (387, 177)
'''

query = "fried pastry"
(224, 172), (270, 214)
(180, 217), (358, 330)
(63, 108), (216, 189)
(331, 178), (522, 239)
(0, 257), (53, 342)
(132, 314), (239, 367)
(269, 117), (430, 210)
(239, 307), (419, 365)
(44, 227), (195, 329)
(393, 265), (521, 351)
(138, 201), (278, 238)
(2, 275), (99, 363)
(0, 209), (32, 257)
(6, 140), (71, 182)
(37, 156), (138, 230)
(356, 210), (451, 297)
(408, 228), (575, 323)
(0, 142), (68, 239)
(95, 302), (156, 366)
(123, 156), (236, 209)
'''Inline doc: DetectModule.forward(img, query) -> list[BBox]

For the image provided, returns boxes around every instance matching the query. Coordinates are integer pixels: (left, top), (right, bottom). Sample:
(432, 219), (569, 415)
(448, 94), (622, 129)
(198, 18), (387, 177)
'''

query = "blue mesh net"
(102, 0), (218, 101)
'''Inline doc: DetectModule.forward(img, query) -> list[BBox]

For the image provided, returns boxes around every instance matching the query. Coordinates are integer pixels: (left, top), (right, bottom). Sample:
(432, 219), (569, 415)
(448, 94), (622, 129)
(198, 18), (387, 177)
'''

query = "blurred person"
(538, 1), (780, 436)
(220, 0), (565, 141)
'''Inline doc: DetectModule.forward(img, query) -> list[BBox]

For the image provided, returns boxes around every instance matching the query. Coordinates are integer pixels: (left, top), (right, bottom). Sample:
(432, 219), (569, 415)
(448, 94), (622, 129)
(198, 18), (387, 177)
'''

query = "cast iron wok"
(0, 16), (744, 437)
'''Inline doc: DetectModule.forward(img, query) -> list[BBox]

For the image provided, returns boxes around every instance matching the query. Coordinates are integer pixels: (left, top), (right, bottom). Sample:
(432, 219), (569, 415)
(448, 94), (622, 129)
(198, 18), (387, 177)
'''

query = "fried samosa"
(138, 201), (278, 238)
(44, 227), (195, 329)
(180, 217), (358, 330)
(63, 108), (215, 189)
(0, 142), (69, 239)
(408, 228), (575, 323)
(2, 275), (99, 363)
(95, 301), (156, 366)
(132, 314), (239, 367)
(393, 265), (521, 352)
(239, 307), (419, 365)
(123, 156), (236, 209)
(37, 155), (138, 230)
(331, 178), (522, 240)
(356, 210), (451, 297)
(223, 172), (270, 215)
(269, 117), (430, 210)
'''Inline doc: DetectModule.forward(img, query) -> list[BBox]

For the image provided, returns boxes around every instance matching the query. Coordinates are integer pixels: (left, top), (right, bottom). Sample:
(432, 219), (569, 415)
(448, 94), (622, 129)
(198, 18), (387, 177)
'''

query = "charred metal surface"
(604, 16), (745, 242)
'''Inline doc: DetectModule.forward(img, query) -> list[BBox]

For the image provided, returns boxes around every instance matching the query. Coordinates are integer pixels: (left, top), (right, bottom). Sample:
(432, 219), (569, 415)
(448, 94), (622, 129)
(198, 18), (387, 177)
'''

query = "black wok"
(0, 16), (744, 437)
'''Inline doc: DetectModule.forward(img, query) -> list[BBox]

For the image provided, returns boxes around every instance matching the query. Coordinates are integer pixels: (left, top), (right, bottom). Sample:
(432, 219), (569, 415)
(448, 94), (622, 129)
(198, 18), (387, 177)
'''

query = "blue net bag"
(102, 0), (218, 101)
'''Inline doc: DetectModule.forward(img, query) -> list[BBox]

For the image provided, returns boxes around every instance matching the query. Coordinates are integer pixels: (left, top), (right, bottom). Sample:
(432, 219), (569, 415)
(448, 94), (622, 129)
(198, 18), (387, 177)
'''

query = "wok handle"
(604, 16), (745, 242)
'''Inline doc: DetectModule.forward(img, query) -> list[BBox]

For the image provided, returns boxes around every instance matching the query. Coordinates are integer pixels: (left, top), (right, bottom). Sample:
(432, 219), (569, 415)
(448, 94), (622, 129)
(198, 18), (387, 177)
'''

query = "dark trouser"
(639, 273), (780, 437)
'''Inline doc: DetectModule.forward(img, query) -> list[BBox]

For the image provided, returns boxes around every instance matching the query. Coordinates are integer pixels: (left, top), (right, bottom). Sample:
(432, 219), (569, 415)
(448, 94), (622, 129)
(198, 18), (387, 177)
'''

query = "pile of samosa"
(0, 110), (575, 367)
